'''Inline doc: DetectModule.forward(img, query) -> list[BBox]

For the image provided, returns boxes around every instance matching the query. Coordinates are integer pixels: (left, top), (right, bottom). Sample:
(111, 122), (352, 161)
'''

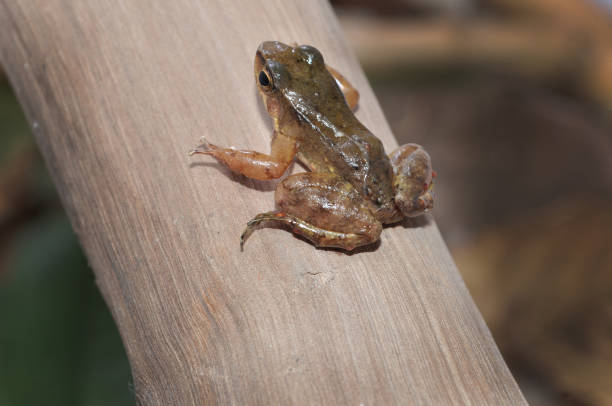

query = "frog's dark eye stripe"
(258, 70), (271, 87)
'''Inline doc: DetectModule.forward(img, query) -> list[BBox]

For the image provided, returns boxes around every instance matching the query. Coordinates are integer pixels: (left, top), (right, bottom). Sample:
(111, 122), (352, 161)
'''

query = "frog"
(190, 41), (434, 251)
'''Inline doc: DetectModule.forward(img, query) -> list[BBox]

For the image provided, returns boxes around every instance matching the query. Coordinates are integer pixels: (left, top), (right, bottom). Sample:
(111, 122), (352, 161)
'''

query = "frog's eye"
(258, 70), (272, 88)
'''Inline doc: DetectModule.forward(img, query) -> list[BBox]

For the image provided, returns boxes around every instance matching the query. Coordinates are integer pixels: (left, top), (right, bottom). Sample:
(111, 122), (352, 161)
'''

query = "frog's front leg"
(189, 131), (296, 180)
(241, 172), (382, 251)
(389, 143), (435, 217)
(326, 65), (359, 110)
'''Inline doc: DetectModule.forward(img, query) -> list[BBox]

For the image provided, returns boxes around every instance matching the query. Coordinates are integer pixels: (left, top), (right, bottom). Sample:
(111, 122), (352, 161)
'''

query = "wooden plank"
(0, 1), (526, 404)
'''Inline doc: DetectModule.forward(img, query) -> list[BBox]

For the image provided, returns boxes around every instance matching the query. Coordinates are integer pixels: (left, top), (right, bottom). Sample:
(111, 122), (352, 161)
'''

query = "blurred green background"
(0, 83), (134, 405)
(1, 0), (612, 405)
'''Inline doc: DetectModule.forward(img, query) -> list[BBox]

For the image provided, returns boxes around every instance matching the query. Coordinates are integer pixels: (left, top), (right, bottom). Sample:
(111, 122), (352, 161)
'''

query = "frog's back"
(281, 82), (395, 211)
(270, 44), (396, 214)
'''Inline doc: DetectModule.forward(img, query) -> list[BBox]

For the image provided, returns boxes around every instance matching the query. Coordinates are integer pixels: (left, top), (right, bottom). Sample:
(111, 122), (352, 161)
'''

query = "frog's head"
(254, 41), (343, 120)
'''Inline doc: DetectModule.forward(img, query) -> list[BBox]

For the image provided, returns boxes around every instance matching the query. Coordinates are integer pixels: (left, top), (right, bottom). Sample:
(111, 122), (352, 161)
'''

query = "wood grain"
(0, 1), (526, 404)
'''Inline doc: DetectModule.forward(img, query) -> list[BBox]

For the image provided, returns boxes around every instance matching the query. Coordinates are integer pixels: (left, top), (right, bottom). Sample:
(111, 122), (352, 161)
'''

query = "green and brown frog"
(190, 41), (434, 251)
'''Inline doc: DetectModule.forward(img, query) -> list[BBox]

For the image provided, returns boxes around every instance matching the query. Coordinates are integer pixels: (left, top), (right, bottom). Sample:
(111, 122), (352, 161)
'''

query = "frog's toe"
(239, 228), (250, 251)
(188, 137), (218, 156)
(420, 190), (434, 211)
(240, 211), (282, 250)
(396, 189), (435, 217)
(240, 221), (256, 251)
(240, 222), (259, 250)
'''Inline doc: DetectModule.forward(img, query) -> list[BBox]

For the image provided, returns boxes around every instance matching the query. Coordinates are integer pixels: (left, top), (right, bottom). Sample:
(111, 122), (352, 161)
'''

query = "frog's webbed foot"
(389, 143), (435, 217)
(241, 173), (382, 251)
(188, 136), (217, 156)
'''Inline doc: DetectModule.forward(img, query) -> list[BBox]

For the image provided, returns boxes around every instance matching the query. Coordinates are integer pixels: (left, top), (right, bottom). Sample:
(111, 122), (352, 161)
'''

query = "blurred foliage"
(0, 82), (27, 164)
(0, 80), (134, 406)
(454, 199), (612, 406)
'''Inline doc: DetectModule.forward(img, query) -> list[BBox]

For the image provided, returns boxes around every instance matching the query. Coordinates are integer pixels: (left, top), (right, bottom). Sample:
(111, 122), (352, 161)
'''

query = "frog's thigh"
(326, 65), (359, 110)
(190, 131), (296, 180)
(271, 172), (381, 250)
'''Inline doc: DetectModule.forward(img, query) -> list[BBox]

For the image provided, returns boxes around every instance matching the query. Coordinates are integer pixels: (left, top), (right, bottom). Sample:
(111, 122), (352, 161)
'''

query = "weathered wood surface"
(0, 1), (526, 404)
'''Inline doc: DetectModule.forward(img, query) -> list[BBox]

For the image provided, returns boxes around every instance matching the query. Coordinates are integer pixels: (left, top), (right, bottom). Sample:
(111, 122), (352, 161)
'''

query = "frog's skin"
(190, 41), (434, 251)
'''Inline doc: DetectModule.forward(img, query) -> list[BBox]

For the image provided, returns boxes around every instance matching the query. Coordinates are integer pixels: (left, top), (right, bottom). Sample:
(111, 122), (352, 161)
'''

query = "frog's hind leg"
(389, 143), (435, 217)
(326, 65), (359, 110)
(241, 172), (382, 251)
(240, 211), (379, 251)
(189, 131), (296, 180)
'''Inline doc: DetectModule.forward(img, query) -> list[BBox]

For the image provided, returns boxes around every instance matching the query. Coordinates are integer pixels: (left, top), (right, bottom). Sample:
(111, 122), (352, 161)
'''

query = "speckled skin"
(190, 41), (434, 251)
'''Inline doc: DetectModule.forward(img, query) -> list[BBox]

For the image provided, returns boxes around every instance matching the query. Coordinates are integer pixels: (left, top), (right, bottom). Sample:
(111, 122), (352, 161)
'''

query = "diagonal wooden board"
(0, 0), (526, 404)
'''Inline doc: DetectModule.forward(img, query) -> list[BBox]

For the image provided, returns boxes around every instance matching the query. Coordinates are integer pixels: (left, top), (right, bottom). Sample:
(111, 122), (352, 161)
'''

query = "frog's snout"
(257, 41), (291, 58)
